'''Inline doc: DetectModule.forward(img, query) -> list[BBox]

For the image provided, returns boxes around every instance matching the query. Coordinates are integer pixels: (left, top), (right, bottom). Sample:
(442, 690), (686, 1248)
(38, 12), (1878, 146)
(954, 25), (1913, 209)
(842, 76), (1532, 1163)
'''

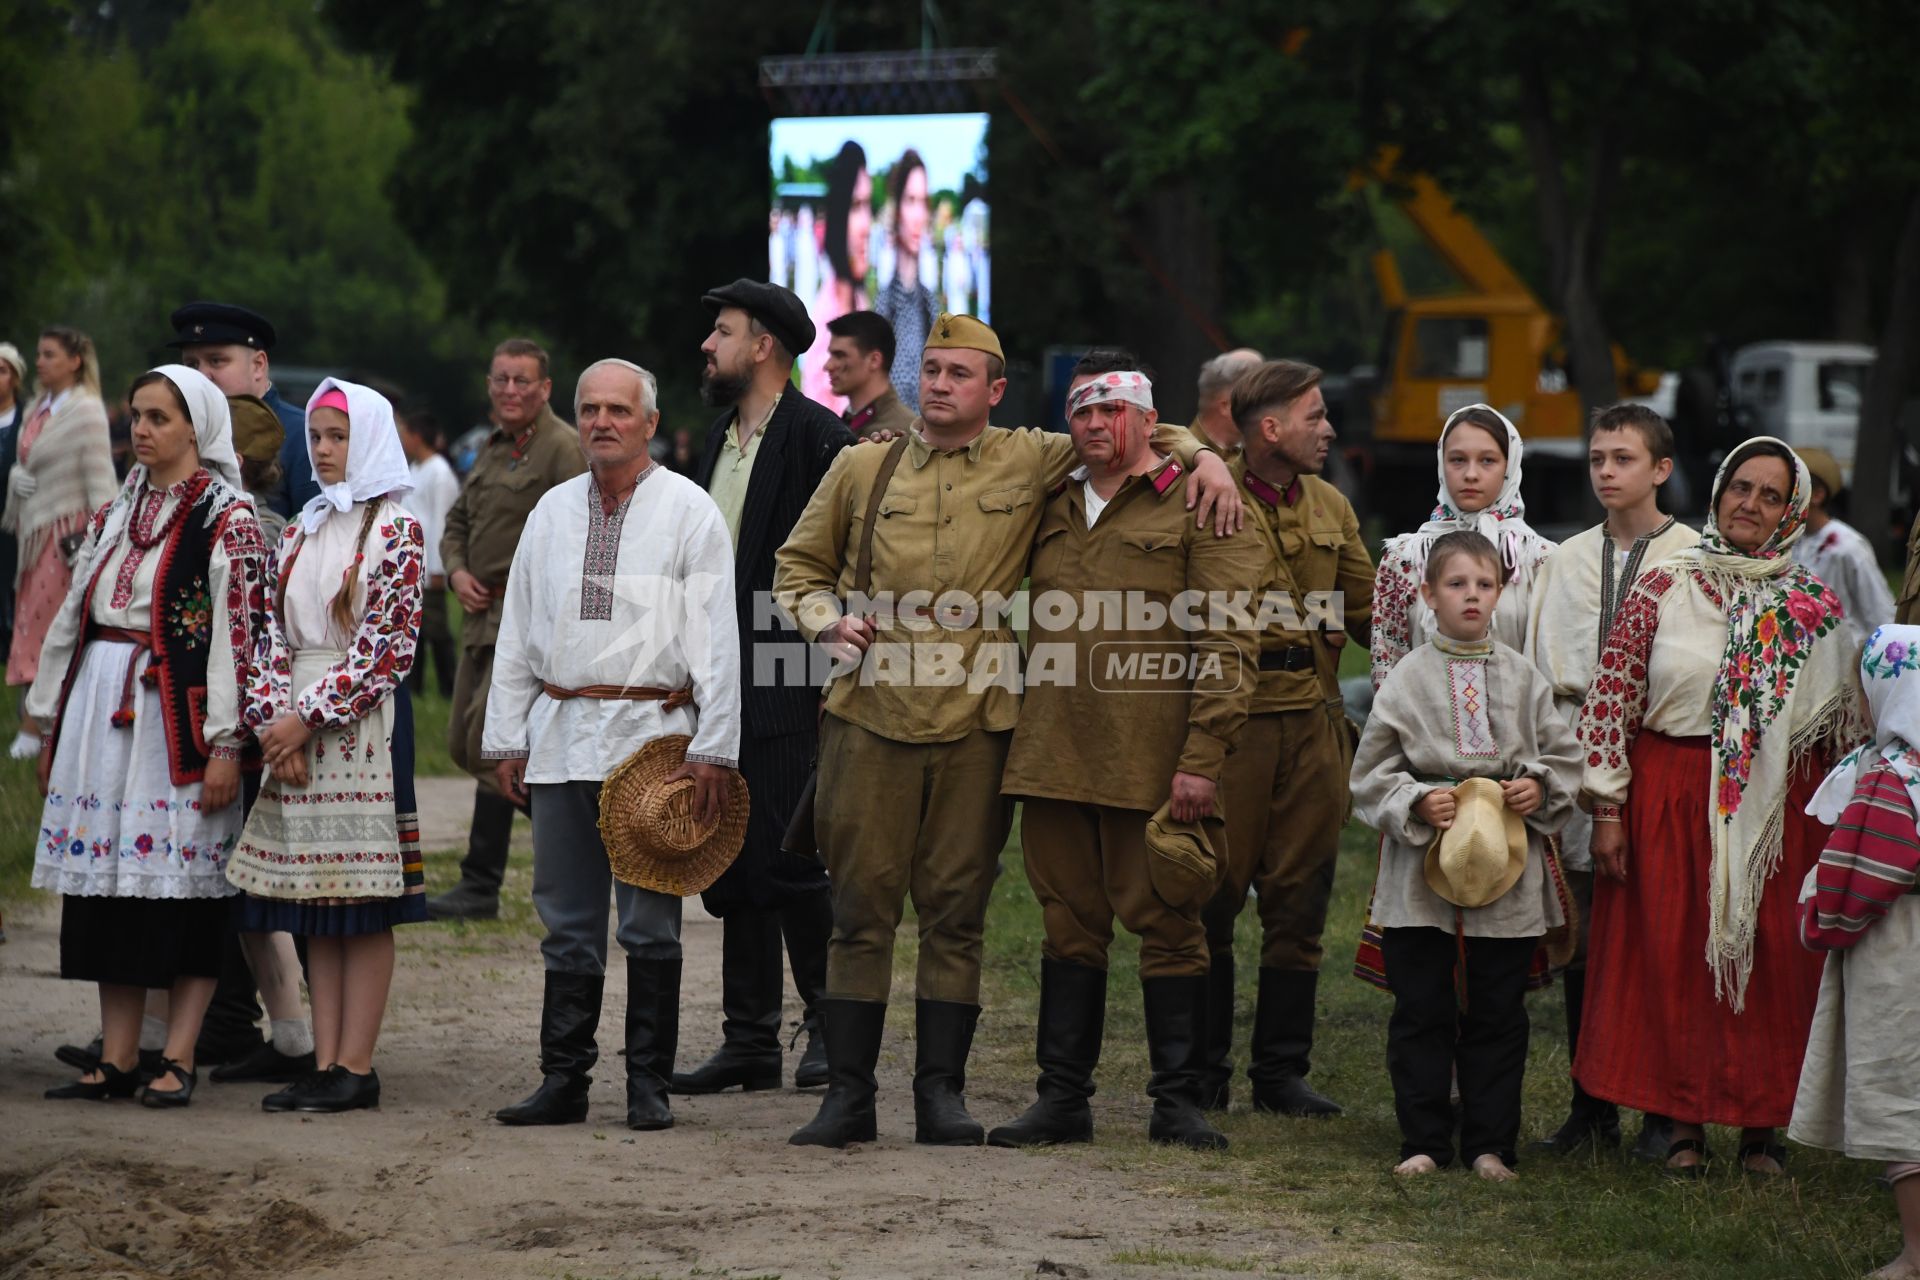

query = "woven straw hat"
(1423, 777), (1526, 909)
(598, 735), (749, 896)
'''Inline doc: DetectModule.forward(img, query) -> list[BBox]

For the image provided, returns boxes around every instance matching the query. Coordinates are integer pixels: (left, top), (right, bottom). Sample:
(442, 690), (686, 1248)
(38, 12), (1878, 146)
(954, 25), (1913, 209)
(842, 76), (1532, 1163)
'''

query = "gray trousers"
(531, 781), (682, 974)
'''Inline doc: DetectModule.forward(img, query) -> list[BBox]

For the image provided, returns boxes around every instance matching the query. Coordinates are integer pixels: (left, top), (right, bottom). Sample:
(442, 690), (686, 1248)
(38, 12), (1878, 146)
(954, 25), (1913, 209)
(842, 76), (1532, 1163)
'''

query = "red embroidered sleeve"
(1369, 549), (1418, 691)
(293, 514), (424, 729)
(1577, 566), (1675, 803)
(244, 523), (299, 729)
(213, 508), (268, 747)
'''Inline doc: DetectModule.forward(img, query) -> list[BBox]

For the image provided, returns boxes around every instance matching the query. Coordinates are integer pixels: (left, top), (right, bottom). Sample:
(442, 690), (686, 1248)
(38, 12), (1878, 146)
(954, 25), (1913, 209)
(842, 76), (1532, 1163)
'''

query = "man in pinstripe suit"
(676, 280), (856, 1095)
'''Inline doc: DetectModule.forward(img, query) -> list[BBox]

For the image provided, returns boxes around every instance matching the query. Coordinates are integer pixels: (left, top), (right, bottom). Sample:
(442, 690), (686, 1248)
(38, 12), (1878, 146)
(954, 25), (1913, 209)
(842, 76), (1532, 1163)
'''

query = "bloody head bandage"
(1067, 371), (1154, 468)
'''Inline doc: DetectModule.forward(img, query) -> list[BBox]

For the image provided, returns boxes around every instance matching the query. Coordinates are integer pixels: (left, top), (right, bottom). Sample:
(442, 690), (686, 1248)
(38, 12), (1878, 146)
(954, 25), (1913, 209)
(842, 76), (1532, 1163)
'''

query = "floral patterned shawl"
(1672, 436), (1859, 1009)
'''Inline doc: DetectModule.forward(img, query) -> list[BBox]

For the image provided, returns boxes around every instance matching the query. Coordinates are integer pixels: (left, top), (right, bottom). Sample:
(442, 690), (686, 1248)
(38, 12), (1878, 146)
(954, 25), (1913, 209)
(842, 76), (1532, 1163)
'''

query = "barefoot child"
(1524, 405), (1697, 1157)
(1790, 624), (1920, 1279)
(1351, 530), (1581, 1180)
(225, 379), (425, 1113)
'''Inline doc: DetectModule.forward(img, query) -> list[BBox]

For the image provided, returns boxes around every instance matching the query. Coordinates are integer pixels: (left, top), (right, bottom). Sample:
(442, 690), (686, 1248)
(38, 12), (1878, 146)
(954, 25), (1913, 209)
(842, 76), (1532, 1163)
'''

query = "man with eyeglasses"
(428, 338), (588, 920)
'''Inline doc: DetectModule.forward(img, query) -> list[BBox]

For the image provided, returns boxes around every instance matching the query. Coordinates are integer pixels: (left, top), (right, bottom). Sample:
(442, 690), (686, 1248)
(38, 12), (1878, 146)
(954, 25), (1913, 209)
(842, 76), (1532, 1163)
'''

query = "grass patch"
(965, 819), (1897, 1280)
(1109, 1245), (1259, 1271)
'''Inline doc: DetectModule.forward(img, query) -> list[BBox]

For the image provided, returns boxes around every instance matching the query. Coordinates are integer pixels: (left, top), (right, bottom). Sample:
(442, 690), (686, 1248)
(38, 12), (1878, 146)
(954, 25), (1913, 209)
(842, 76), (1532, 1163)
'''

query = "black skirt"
(60, 893), (231, 987)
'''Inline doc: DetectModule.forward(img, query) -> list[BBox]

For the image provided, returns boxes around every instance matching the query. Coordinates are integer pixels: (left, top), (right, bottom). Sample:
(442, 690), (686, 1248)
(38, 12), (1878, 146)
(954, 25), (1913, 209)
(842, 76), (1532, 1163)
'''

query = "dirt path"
(1, 778), (1312, 1280)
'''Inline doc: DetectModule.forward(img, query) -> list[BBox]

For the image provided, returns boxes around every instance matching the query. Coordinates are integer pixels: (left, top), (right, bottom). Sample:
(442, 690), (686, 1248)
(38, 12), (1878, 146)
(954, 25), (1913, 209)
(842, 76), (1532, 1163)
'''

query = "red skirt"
(1574, 731), (1828, 1128)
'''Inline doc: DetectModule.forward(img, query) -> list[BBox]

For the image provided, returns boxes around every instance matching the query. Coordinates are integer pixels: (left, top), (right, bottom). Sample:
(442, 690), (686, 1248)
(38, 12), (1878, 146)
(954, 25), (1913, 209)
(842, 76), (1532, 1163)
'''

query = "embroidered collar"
(1603, 513), (1677, 551)
(1432, 632), (1493, 659)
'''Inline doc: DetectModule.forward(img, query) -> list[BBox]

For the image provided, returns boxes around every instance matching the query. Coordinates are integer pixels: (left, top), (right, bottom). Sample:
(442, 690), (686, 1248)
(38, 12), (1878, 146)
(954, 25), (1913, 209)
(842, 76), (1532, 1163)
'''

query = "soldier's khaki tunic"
(1205, 462), (1374, 972)
(1000, 459), (1263, 978)
(442, 405), (585, 786)
(774, 420), (1208, 1003)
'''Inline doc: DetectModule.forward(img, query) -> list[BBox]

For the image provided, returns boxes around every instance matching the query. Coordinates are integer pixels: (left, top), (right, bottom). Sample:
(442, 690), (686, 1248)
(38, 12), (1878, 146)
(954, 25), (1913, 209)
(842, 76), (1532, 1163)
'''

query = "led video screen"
(770, 113), (989, 413)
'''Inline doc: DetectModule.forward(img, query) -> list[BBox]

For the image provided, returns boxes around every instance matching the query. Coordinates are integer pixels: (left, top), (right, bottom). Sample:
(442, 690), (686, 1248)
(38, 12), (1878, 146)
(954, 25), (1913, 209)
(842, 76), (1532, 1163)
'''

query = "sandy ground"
(0, 777), (1313, 1280)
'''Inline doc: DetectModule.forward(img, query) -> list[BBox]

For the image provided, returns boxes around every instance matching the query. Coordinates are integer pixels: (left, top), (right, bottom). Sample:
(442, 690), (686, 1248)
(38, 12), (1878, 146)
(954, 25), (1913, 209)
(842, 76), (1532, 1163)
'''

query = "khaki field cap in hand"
(1424, 777), (1527, 909)
(1144, 802), (1222, 914)
(598, 735), (749, 897)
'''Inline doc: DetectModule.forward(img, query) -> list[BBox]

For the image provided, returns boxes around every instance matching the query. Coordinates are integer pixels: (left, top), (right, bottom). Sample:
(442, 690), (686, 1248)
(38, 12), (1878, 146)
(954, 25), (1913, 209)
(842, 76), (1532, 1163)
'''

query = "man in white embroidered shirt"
(482, 358), (741, 1133)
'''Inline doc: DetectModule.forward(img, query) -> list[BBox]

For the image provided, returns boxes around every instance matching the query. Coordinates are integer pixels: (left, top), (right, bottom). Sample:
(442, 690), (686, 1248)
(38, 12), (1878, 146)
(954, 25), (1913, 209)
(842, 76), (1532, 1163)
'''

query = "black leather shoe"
(673, 910), (781, 1095)
(989, 960), (1106, 1148)
(294, 1064), (380, 1112)
(45, 1060), (143, 1100)
(1144, 975), (1230, 1151)
(781, 889), (833, 1090)
(1199, 953), (1235, 1111)
(913, 1000), (985, 1146)
(194, 1032), (266, 1068)
(55, 1037), (104, 1073)
(790, 999), (885, 1148)
(1252, 1073), (1344, 1118)
(497, 970), (603, 1126)
(425, 883), (500, 920)
(211, 1041), (318, 1084)
(1532, 1095), (1622, 1155)
(1632, 1114), (1675, 1163)
(139, 1060), (198, 1108)
(262, 1070), (326, 1113)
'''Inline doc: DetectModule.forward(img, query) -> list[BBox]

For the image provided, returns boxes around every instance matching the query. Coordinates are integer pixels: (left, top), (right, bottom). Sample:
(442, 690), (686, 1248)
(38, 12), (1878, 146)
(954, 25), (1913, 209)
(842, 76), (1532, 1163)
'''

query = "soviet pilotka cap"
(923, 312), (1003, 362)
(167, 301), (278, 350)
(701, 279), (814, 362)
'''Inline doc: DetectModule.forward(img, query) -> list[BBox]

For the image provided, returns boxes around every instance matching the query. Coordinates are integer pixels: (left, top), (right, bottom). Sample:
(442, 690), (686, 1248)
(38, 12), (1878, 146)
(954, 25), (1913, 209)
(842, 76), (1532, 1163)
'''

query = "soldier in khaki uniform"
(774, 315), (1243, 1149)
(1202, 359), (1374, 1116)
(988, 367), (1264, 1152)
(427, 338), (587, 919)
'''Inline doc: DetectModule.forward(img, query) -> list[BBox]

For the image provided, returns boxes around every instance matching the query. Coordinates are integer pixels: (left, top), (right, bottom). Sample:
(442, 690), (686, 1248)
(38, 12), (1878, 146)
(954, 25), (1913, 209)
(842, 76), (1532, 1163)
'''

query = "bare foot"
(1393, 1154), (1439, 1176)
(1868, 1252), (1920, 1279)
(1473, 1154), (1518, 1182)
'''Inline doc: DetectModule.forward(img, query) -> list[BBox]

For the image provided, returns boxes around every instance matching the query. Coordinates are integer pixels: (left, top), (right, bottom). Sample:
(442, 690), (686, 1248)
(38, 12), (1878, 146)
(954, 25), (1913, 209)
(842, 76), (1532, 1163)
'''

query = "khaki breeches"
(1020, 798), (1208, 978)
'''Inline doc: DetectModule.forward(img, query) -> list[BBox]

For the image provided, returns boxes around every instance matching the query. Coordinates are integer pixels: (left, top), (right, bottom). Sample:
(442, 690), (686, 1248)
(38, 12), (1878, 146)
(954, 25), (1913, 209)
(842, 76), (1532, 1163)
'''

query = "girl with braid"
(226, 379), (425, 1114)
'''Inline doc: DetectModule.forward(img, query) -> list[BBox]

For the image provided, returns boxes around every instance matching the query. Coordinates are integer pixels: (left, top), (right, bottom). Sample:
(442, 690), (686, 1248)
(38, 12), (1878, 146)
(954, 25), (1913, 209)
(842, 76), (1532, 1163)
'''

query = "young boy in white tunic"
(1524, 404), (1697, 1157)
(1351, 530), (1583, 1182)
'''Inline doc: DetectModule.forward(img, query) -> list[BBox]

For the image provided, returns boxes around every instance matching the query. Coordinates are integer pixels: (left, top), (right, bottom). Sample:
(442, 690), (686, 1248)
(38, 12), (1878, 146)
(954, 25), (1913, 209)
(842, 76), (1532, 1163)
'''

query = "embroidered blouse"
(1794, 516), (1896, 655)
(244, 498), (423, 731)
(26, 472), (260, 756)
(1349, 635), (1582, 936)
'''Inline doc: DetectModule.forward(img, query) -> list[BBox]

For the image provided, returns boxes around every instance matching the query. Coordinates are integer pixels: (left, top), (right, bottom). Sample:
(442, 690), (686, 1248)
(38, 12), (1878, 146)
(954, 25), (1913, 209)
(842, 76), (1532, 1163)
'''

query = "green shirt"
(709, 394), (781, 549)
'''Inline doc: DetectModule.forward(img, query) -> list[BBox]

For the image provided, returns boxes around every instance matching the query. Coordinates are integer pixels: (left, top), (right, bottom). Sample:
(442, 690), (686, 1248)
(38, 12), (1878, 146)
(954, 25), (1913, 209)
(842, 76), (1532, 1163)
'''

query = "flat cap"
(701, 279), (813, 364)
(168, 301), (277, 351)
(925, 312), (1003, 363)
(227, 394), (285, 464)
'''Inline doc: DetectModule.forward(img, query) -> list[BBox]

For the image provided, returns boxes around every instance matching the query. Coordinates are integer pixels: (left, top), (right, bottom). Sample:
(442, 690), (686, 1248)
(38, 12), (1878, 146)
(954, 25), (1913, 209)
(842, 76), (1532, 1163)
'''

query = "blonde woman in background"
(4, 326), (118, 758)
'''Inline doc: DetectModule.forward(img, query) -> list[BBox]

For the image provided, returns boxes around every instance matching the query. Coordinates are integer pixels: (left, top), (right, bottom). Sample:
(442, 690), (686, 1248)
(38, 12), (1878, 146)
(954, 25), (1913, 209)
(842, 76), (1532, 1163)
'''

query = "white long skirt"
(1788, 896), (1920, 1163)
(30, 637), (243, 899)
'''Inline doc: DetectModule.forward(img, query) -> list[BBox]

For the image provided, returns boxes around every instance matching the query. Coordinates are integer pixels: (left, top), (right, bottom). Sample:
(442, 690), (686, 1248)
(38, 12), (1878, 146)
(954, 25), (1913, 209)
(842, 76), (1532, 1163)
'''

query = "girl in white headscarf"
(1368, 405), (1558, 688)
(225, 378), (424, 1115)
(30, 364), (268, 1107)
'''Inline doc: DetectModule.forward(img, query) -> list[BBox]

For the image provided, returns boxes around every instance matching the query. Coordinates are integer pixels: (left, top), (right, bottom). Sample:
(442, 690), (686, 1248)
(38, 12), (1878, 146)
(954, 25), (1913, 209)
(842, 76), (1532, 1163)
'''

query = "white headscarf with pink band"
(1066, 370), (1154, 416)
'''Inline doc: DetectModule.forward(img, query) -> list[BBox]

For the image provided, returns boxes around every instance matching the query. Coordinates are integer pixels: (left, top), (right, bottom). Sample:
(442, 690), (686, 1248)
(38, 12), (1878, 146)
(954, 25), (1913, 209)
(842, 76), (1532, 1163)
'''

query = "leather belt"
(541, 682), (695, 711)
(1259, 645), (1316, 673)
(93, 626), (154, 728)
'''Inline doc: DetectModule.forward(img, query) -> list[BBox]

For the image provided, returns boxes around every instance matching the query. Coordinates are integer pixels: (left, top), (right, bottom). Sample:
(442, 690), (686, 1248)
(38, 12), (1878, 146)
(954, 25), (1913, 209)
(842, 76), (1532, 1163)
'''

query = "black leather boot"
(790, 999), (885, 1147)
(1199, 953), (1235, 1111)
(1248, 968), (1342, 1117)
(1533, 967), (1621, 1154)
(913, 999), (985, 1145)
(496, 970), (602, 1125)
(1143, 975), (1229, 1150)
(988, 960), (1106, 1147)
(1631, 1113), (1675, 1163)
(626, 956), (681, 1131)
(671, 910), (782, 1095)
(782, 889), (832, 1089)
(427, 790), (517, 920)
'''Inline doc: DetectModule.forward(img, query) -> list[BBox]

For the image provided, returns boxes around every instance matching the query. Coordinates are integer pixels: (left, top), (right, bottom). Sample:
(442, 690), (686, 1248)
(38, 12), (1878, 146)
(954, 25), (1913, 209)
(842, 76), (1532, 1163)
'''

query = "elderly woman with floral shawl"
(1575, 436), (1862, 1176)
(1790, 623), (1920, 1278)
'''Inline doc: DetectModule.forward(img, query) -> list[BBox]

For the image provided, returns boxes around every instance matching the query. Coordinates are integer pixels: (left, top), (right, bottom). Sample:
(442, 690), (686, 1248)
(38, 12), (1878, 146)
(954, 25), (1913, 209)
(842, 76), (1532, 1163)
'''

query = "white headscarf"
(1397, 404), (1548, 588)
(1810, 624), (1920, 825)
(298, 377), (413, 534)
(88, 364), (247, 558)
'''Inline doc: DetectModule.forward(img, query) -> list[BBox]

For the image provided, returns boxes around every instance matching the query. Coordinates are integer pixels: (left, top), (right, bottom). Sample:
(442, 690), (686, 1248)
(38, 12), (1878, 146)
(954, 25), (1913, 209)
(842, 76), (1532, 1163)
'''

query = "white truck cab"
(1727, 341), (1876, 482)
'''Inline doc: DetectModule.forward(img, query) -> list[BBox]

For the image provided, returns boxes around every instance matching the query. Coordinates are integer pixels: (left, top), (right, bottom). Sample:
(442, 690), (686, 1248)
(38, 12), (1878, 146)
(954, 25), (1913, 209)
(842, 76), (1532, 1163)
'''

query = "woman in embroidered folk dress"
(1356, 406), (1559, 990)
(1575, 437), (1861, 1176)
(31, 364), (266, 1107)
(5, 325), (120, 758)
(1789, 625), (1920, 1279)
(225, 378), (424, 1115)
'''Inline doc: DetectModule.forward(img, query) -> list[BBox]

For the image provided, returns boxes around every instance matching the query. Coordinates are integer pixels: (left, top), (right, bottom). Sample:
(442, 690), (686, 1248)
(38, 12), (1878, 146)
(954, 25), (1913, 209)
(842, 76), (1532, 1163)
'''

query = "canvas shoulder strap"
(854, 435), (911, 597)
